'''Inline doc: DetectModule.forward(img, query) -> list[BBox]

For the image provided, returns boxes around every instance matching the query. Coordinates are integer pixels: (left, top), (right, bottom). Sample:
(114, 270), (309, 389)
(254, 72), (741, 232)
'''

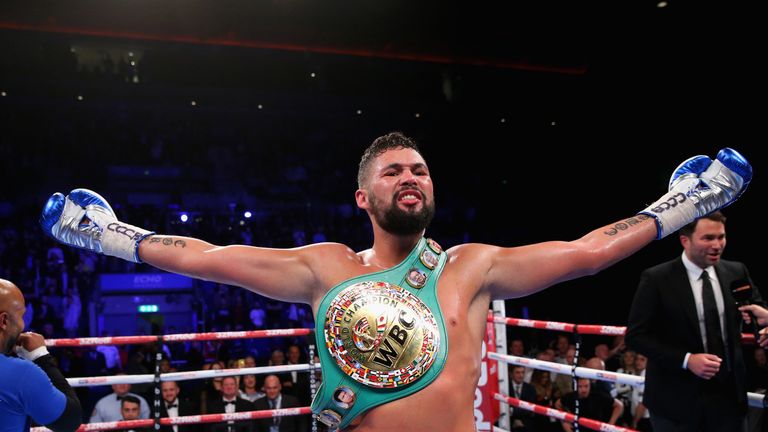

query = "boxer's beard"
(370, 192), (435, 235)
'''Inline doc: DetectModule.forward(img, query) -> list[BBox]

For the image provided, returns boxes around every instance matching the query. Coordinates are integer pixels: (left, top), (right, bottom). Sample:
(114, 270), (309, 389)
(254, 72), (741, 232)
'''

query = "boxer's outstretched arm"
(138, 237), (334, 303)
(41, 188), (352, 304)
(481, 148), (751, 300)
(481, 215), (656, 299)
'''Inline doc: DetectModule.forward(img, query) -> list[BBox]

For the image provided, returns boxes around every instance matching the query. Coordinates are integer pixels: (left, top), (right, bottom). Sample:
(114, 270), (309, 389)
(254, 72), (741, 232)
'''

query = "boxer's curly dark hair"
(357, 132), (422, 189)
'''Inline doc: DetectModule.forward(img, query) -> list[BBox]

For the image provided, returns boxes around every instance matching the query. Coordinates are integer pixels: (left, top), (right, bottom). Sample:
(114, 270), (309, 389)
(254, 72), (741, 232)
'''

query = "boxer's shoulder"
(444, 243), (498, 269)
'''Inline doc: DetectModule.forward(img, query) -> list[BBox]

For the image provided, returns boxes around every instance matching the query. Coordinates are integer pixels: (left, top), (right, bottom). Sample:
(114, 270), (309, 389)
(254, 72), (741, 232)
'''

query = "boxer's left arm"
(480, 216), (657, 299)
(482, 148), (752, 299)
(17, 332), (82, 432)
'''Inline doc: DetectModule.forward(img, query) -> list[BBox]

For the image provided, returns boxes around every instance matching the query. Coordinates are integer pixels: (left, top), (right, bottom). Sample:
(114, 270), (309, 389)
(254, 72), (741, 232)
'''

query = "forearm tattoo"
(603, 214), (650, 236)
(148, 237), (187, 248)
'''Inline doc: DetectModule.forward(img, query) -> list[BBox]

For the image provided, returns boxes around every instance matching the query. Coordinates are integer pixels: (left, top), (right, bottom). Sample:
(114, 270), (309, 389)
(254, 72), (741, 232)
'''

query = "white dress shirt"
(681, 252), (727, 368)
(165, 398), (179, 432)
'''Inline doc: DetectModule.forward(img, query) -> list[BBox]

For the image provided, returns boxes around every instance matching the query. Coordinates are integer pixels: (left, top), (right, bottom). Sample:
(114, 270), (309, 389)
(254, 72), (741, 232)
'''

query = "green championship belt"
(311, 237), (449, 429)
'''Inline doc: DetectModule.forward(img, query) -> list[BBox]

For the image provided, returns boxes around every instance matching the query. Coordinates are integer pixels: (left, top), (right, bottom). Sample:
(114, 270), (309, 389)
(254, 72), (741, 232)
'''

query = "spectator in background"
(90, 380), (150, 422)
(508, 365), (536, 431)
(239, 374), (265, 403)
(120, 395), (151, 432)
(206, 376), (255, 432)
(156, 381), (200, 432)
(555, 378), (623, 432)
(281, 345), (311, 407)
(96, 333), (122, 374)
(253, 375), (306, 432)
(62, 288), (81, 337)
(630, 354), (651, 431)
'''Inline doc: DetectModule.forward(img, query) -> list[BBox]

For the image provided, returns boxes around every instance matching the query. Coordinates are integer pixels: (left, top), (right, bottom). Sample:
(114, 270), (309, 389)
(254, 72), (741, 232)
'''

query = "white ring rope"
(31, 407), (313, 432)
(68, 363), (321, 387)
(29, 313), (767, 432)
(490, 316), (767, 410)
(494, 393), (637, 432)
(489, 352), (645, 387)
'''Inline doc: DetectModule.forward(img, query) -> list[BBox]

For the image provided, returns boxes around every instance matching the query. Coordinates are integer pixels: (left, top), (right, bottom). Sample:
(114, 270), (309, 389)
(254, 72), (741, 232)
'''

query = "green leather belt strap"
(311, 237), (449, 429)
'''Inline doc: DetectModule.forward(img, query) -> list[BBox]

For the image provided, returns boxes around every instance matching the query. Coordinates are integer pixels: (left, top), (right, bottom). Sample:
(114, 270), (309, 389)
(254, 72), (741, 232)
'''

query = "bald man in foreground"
(0, 278), (82, 432)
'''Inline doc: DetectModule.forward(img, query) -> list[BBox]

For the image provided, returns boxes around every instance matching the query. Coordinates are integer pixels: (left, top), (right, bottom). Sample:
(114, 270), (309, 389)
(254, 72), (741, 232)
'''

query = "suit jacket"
(509, 381), (537, 430)
(155, 398), (201, 432)
(252, 394), (307, 432)
(206, 397), (256, 432)
(280, 369), (312, 407)
(626, 257), (762, 422)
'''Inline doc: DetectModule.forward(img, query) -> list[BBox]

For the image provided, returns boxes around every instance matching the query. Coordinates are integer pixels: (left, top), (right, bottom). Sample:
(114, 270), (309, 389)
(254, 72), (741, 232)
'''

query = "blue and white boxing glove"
(640, 148), (752, 239)
(40, 189), (154, 263)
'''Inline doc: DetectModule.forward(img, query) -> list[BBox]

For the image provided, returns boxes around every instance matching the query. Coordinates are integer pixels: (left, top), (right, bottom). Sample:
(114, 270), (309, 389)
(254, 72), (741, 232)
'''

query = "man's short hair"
(121, 395), (141, 408)
(679, 211), (726, 237)
(357, 132), (422, 188)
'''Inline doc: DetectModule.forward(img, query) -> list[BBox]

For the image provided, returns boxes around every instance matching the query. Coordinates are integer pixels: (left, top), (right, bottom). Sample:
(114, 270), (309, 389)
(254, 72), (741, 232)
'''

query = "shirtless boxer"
(41, 132), (751, 431)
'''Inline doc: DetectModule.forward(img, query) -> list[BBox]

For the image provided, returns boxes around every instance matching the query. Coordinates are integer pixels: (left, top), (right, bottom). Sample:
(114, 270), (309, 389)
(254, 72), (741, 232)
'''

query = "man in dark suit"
(281, 345), (312, 407)
(508, 365), (537, 431)
(206, 376), (256, 432)
(156, 380), (200, 432)
(253, 374), (307, 432)
(626, 211), (762, 431)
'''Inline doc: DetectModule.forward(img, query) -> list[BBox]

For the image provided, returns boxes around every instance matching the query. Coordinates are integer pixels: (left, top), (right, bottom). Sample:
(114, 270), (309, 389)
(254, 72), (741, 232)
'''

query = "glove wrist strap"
(640, 189), (697, 239)
(100, 221), (154, 263)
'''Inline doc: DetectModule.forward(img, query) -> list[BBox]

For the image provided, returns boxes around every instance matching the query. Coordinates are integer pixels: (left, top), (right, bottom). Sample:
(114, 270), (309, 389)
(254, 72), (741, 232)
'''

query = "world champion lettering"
(107, 222), (145, 241)
(343, 296), (400, 323)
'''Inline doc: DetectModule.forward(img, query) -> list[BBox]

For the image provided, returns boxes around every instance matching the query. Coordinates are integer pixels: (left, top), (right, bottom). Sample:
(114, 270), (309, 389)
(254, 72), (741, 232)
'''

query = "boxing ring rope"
(31, 317), (766, 431)
(489, 352), (644, 387)
(487, 314), (764, 406)
(31, 407), (313, 432)
(44, 328), (313, 347)
(487, 315), (757, 343)
(494, 394), (635, 432)
(37, 328), (319, 432)
(66, 363), (322, 387)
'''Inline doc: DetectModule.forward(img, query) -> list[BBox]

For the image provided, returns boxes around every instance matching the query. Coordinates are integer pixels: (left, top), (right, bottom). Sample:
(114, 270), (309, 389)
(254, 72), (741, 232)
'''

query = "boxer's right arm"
(137, 236), (326, 303)
(41, 189), (330, 304)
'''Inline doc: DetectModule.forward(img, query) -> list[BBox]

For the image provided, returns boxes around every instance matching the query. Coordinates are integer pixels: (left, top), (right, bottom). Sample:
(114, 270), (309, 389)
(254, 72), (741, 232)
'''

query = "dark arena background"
(0, 0), (765, 428)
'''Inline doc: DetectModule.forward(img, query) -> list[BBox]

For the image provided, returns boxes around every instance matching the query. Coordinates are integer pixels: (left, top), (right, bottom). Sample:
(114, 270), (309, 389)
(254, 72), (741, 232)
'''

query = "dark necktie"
(166, 403), (178, 409)
(701, 271), (727, 363)
(224, 400), (236, 407)
(269, 399), (279, 425)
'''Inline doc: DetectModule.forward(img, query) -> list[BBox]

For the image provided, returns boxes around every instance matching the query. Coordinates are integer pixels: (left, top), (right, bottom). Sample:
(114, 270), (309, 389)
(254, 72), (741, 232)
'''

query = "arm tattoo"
(603, 214), (650, 236)
(147, 236), (186, 248)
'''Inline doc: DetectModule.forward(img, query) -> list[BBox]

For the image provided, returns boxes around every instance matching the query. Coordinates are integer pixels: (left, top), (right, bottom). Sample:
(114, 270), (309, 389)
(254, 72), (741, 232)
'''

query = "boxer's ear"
(355, 189), (370, 210)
